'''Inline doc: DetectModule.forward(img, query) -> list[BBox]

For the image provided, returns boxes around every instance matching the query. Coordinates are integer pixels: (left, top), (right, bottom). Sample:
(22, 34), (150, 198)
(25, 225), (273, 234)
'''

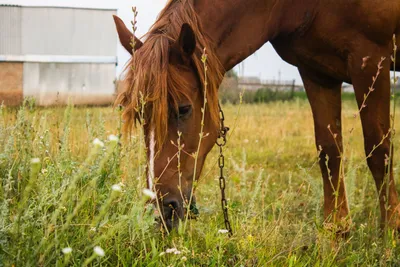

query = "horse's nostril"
(162, 198), (182, 220)
(160, 199), (181, 230)
(163, 199), (179, 211)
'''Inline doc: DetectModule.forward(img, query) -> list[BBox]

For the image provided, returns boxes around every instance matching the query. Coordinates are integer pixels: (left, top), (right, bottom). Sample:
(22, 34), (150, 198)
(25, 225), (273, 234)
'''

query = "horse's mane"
(116, 0), (224, 148)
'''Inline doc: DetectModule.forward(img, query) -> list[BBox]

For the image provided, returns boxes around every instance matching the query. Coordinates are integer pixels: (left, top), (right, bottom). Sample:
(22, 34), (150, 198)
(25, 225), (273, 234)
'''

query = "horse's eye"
(178, 105), (192, 119)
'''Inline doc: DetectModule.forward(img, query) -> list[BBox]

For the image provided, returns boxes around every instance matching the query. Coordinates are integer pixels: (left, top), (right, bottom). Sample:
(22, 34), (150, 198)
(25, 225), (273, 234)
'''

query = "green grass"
(1, 98), (400, 266)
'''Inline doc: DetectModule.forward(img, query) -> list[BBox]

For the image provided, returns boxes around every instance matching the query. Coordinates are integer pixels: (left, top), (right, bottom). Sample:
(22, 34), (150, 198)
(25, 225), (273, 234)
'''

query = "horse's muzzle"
(159, 196), (198, 231)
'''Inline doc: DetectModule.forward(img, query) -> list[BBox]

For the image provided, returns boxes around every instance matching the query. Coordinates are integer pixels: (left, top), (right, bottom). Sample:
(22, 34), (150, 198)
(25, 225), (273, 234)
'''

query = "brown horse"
(114, 0), (400, 232)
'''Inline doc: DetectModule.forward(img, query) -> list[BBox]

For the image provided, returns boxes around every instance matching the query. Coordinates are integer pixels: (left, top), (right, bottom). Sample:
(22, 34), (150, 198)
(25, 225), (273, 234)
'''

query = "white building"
(0, 4), (118, 105)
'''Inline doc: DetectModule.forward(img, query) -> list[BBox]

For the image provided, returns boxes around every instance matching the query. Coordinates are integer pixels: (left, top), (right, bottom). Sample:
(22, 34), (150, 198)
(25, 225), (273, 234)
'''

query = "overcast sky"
(2, 0), (302, 84)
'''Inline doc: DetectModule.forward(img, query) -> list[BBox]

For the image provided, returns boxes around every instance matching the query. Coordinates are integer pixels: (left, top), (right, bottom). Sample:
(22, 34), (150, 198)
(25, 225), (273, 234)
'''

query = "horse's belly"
(271, 37), (350, 83)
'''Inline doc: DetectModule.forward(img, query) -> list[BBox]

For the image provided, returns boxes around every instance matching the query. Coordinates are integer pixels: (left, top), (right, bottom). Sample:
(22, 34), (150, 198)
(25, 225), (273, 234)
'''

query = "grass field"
(1, 97), (400, 266)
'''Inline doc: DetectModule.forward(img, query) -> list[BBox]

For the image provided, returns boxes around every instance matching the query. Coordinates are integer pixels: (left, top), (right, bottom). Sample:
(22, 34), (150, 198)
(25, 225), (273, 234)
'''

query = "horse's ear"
(178, 23), (196, 56)
(171, 23), (196, 65)
(113, 15), (143, 55)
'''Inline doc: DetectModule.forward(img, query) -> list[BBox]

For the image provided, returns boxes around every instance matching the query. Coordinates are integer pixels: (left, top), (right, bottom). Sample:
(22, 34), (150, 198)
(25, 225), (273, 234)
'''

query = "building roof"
(0, 4), (21, 7)
(0, 4), (117, 11)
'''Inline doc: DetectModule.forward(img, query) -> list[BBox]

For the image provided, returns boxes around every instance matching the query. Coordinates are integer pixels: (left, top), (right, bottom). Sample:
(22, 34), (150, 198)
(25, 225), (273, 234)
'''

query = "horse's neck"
(194, 0), (317, 71)
(194, 0), (282, 70)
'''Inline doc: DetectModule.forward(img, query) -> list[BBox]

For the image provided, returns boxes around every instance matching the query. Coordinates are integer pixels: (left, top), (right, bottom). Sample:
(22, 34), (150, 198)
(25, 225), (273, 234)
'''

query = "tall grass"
(1, 97), (400, 265)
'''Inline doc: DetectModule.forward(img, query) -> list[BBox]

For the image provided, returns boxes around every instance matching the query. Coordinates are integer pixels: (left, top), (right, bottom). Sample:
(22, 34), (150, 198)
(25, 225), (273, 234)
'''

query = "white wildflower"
(108, 134), (119, 142)
(62, 247), (72, 254)
(166, 248), (178, 254)
(143, 189), (156, 200)
(31, 158), (40, 164)
(111, 184), (122, 192)
(93, 138), (104, 147)
(174, 250), (181, 255)
(218, 229), (229, 234)
(93, 246), (105, 257)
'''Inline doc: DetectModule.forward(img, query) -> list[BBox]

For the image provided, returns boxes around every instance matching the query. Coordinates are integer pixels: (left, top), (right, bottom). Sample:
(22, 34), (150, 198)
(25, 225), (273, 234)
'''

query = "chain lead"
(216, 103), (232, 237)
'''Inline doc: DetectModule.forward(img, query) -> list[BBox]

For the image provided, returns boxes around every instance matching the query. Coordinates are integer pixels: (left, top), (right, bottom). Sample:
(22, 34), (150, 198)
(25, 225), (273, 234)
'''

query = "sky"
(2, 0), (303, 84)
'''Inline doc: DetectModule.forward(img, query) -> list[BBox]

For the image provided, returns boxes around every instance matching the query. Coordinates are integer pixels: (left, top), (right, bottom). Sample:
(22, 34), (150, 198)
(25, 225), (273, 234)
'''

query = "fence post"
(290, 79), (295, 98)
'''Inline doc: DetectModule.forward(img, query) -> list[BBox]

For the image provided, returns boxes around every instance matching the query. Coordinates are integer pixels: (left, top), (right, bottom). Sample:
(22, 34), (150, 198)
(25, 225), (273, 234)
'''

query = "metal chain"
(216, 103), (233, 236)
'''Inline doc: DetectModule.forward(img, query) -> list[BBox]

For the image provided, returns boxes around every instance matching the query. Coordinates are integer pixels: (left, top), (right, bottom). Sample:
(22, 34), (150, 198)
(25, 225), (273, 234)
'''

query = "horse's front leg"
(300, 68), (351, 234)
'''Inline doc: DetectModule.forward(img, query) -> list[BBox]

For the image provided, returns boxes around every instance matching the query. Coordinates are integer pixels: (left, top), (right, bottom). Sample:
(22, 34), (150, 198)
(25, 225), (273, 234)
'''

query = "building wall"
(1, 6), (117, 56)
(0, 5), (118, 106)
(0, 6), (22, 55)
(21, 7), (117, 56)
(0, 62), (23, 106)
(23, 62), (116, 106)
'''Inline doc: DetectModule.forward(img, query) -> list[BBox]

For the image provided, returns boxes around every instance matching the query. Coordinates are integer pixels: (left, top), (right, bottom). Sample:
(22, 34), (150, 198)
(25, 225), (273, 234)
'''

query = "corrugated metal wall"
(22, 7), (117, 56)
(23, 63), (116, 106)
(0, 6), (118, 106)
(0, 6), (22, 55)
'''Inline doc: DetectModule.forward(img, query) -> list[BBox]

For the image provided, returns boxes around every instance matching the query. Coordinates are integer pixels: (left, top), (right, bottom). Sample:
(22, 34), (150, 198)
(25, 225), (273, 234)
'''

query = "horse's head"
(113, 12), (224, 230)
